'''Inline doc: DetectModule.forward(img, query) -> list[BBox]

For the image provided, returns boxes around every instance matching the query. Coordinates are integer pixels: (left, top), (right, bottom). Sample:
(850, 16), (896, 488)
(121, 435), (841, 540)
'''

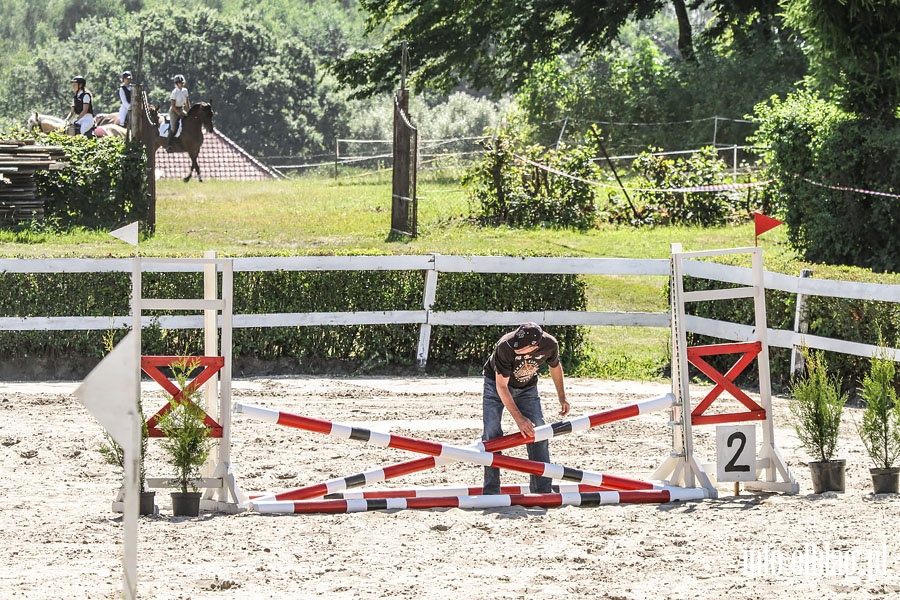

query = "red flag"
(754, 212), (783, 238)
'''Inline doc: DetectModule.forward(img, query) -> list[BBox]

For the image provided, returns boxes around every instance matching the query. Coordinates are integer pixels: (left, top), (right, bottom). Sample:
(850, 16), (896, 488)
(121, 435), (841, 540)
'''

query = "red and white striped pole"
(234, 399), (688, 503)
(252, 488), (708, 514)
(327, 483), (610, 500)
(242, 393), (674, 503)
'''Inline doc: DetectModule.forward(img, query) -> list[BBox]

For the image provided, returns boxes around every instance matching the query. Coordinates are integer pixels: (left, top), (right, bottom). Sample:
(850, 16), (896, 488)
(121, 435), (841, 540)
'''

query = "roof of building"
(153, 128), (281, 181)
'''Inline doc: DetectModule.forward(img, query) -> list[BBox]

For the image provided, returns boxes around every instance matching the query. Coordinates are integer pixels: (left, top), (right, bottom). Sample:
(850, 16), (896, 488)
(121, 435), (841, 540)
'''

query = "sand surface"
(1, 376), (898, 599)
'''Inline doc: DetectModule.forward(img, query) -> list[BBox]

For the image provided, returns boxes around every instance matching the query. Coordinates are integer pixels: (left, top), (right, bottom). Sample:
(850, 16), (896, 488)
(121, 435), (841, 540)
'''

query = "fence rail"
(1, 254), (898, 367)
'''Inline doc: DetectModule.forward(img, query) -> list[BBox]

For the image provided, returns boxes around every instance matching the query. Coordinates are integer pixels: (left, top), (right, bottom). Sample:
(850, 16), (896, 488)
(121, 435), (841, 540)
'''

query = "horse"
(94, 113), (120, 126)
(27, 111), (76, 135)
(94, 123), (128, 138)
(150, 102), (214, 182)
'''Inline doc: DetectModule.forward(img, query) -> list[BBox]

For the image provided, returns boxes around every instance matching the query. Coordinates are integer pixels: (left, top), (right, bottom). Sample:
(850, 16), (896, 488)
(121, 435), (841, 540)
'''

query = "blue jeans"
(482, 376), (551, 494)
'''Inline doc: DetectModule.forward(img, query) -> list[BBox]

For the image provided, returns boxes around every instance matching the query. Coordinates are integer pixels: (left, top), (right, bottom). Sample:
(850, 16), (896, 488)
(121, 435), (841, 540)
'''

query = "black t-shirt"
(483, 331), (560, 388)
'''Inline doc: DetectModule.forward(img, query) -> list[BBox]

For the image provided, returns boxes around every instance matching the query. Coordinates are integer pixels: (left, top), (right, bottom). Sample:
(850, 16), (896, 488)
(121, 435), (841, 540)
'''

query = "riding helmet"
(71, 76), (86, 85)
(173, 74), (185, 83)
(122, 71), (132, 79)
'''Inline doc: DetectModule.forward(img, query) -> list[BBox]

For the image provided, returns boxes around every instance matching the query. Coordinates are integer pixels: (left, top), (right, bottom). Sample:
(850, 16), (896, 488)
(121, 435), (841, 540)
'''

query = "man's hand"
(558, 398), (570, 417)
(514, 414), (535, 439)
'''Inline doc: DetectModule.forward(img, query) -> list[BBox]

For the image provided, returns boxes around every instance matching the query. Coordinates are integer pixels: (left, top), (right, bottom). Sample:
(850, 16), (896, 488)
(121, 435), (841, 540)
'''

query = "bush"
(858, 347), (900, 470)
(605, 146), (743, 226)
(32, 133), (148, 230)
(789, 348), (845, 463)
(750, 91), (900, 272)
(463, 130), (599, 230)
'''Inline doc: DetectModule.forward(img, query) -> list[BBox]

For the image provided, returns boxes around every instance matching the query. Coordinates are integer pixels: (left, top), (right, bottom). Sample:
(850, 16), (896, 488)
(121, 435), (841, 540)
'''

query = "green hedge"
(682, 255), (900, 392)
(32, 133), (148, 230)
(0, 267), (586, 377)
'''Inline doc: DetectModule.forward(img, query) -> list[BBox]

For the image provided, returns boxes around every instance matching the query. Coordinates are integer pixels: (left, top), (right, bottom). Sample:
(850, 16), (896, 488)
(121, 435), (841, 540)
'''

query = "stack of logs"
(0, 140), (68, 224)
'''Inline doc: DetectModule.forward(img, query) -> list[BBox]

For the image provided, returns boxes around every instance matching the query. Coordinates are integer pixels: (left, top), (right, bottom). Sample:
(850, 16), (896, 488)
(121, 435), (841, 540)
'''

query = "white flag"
(74, 331), (139, 452)
(109, 222), (139, 247)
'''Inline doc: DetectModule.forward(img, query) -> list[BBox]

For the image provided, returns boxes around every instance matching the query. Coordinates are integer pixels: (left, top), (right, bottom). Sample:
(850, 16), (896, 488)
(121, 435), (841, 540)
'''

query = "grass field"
(0, 177), (799, 379)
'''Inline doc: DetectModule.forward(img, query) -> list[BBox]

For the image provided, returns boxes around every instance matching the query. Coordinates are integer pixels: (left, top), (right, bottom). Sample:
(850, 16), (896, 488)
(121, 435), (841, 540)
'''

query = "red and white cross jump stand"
(117, 252), (245, 513)
(653, 244), (798, 496)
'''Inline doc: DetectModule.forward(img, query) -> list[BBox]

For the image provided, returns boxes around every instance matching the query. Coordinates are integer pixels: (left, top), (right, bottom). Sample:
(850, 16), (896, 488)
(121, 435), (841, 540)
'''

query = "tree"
(331, 0), (675, 99)
(782, 0), (900, 121)
(135, 9), (326, 157)
(329, 0), (796, 99)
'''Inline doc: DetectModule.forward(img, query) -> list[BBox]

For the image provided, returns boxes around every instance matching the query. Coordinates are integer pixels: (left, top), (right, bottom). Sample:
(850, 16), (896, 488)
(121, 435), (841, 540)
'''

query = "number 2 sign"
(715, 424), (757, 482)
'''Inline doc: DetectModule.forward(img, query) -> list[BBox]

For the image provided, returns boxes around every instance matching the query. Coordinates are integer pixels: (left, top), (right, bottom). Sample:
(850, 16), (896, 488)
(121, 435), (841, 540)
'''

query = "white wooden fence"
(1, 253), (898, 368)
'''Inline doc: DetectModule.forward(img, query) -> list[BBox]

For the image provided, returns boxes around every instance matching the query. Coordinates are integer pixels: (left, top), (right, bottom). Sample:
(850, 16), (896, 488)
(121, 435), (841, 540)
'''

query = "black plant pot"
(140, 491), (156, 516)
(171, 491), (202, 517)
(809, 459), (846, 493)
(870, 467), (900, 494)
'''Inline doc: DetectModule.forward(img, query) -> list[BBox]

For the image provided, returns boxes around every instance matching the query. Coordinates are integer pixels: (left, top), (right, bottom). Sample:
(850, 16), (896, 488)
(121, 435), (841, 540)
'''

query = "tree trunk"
(672, 0), (695, 62)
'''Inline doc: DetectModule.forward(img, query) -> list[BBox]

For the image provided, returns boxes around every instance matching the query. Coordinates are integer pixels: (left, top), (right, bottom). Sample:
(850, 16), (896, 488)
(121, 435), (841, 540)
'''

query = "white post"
(124, 254), (142, 600)
(218, 259), (234, 504)
(790, 269), (813, 376)
(416, 254), (439, 369)
(202, 251), (218, 481)
(671, 244), (695, 487)
(733, 144), (738, 179)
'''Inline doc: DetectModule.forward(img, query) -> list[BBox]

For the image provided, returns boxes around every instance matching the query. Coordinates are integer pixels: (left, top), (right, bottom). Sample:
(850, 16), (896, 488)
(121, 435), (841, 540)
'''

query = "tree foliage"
(790, 348), (845, 463)
(858, 347), (900, 470)
(751, 90), (900, 272)
(331, 0), (673, 99)
(782, 0), (900, 121)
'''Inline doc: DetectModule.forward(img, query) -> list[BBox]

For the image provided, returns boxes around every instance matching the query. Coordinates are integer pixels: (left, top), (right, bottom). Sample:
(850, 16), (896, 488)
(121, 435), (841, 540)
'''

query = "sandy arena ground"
(1, 375), (898, 599)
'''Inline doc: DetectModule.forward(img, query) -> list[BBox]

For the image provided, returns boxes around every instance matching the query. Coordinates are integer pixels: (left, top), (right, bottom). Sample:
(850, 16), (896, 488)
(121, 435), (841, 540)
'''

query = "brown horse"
(94, 113), (119, 126)
(150, 102), (214, 182)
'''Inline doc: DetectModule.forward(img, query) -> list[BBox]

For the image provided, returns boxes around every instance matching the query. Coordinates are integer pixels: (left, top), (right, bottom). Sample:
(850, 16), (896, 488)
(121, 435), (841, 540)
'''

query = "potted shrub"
(789, 348), (847, 493)
(857, 347), (900, 494)
(157, 359), (212, 517)
(99, 403), (155, 515)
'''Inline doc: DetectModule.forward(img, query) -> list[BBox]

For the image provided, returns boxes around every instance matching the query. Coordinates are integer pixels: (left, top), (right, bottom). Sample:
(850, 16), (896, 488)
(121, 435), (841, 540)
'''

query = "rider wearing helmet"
(167, 74), (191, 152)
(118, 70), (133, 128)
(66, 76), (95, 137)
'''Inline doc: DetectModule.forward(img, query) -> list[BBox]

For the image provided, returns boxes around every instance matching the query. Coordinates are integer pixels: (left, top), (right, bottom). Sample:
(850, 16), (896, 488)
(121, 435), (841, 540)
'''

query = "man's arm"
(549, 362), (570, 417)
(495, 373), (535, 438)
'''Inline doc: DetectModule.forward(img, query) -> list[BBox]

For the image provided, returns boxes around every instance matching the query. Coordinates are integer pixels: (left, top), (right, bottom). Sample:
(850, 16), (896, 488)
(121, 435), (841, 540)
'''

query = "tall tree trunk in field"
(673, 0), (696, 62)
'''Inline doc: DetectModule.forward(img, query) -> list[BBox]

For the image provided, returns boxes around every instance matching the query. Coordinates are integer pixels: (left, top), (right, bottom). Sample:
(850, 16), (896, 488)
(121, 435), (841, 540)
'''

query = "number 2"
(724, 431), (751, 472)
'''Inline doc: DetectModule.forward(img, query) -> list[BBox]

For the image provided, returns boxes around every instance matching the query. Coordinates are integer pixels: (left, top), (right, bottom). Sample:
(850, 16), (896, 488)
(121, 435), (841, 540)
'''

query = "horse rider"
(66, 76), (95, 137)
(118, 70), (133, 128)
(167, 74), (191, 152)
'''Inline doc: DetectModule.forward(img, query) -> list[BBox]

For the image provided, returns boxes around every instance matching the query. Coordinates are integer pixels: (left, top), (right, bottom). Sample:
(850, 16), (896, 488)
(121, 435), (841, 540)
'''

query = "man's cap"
(508, 323), (543, 350)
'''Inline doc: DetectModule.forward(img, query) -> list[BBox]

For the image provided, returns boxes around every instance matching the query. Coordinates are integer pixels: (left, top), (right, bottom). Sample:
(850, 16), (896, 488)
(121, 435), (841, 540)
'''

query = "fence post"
(416, 254), (440, 369)
(732, 144), (738, 179)
(790, 268), (814, 376)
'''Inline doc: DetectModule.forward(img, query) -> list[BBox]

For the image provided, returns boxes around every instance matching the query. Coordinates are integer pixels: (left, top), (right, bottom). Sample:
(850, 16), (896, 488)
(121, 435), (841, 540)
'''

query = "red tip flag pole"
(754, 212), (783, 246)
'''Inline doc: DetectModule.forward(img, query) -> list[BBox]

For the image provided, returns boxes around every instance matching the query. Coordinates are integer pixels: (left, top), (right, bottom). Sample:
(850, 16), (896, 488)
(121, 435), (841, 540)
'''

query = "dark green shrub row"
(31, 133), (148, 230)
(0, 268), (586, 377)
(682, 255), (900, 392)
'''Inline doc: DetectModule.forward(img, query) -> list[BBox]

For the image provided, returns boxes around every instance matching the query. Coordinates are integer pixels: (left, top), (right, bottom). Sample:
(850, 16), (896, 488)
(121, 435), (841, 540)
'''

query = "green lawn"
(0, 177), (799, 379)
